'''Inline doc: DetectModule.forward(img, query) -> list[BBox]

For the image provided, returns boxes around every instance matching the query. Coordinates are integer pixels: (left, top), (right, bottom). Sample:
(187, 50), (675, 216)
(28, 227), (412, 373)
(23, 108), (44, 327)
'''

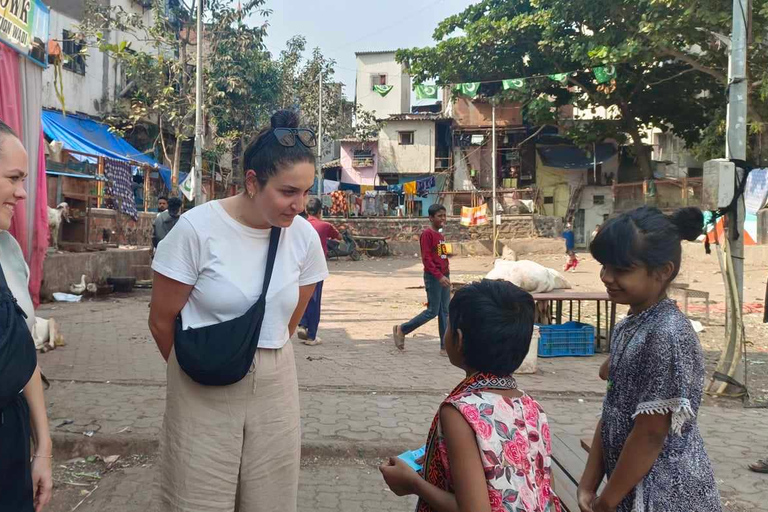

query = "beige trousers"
(158, 343), (300, 512)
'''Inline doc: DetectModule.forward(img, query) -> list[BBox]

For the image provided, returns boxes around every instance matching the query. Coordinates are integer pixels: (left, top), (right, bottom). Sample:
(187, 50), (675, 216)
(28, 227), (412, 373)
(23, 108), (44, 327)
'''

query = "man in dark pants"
(393, 204), (450, 356)
(297, 198), (340, 346)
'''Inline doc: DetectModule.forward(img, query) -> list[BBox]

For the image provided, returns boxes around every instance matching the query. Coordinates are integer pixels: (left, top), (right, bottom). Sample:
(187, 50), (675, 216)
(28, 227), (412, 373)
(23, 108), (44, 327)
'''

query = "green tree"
(397, 0), (768, 177)
(80, 0), (280, 188)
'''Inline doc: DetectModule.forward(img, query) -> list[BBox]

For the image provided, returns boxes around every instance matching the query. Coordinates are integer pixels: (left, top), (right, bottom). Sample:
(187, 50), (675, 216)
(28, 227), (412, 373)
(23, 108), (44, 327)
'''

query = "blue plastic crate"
(536, 322), (595, 357)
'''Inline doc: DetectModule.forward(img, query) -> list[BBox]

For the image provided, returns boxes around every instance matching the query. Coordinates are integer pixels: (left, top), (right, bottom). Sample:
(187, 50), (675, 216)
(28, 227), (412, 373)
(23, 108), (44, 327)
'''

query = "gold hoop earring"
(248, 191), (254, 199)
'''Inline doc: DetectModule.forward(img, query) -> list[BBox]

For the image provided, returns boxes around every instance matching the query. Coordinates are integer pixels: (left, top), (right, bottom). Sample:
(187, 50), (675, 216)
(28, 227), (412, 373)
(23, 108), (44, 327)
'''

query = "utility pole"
(726, 0), (748, 305)
(491, 100), (498, 257)
(708, 0), (750, 397)
(317, 72), (323, 197)
(193, 0), (204, 205)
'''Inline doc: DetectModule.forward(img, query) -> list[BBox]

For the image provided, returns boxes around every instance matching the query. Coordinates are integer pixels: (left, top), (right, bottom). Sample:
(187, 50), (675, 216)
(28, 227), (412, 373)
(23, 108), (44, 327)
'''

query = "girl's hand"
(592, 496), (616, 512)
(379, 457), (420, 496)
(577, 486), (597, 512)
(599, 358), (610, 381)
(31, 456), (53, 512)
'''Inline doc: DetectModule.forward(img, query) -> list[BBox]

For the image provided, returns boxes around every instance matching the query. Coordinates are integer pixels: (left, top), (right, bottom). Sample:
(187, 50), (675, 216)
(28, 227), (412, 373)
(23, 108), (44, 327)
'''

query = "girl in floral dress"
(381, 280), (562, 512)
(578, 206), (722, 512)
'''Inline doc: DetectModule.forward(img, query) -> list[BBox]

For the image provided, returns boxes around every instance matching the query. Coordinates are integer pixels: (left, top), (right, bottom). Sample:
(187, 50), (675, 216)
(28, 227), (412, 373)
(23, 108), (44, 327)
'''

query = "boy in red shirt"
(298, 198), (341, 346)
(393, 204), (450, 355)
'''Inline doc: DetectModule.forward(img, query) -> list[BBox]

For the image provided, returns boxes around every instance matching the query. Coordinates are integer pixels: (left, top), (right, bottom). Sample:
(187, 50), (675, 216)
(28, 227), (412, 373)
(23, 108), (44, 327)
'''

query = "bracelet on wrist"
(32, 454), (53, 459)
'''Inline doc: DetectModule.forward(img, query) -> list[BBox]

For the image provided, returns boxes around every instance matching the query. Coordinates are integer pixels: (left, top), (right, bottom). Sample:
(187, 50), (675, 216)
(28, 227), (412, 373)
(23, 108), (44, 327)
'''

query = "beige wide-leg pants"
(158, 343), (300, 512)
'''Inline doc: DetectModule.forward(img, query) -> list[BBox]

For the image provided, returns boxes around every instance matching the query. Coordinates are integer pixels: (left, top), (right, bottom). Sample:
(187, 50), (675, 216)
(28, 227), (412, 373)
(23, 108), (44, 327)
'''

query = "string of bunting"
(326, 175), (438, 196)
(412, 65), (618, 100)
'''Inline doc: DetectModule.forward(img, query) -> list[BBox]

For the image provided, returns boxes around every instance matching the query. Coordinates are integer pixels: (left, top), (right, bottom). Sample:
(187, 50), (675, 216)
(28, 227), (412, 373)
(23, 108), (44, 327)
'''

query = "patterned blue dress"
(602, 299), (722, 512)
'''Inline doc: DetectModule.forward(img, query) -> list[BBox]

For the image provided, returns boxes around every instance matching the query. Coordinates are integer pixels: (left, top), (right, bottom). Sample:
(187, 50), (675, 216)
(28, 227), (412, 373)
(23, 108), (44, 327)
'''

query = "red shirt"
(420, 228), (449, 279)
(307, 216), (341, 256)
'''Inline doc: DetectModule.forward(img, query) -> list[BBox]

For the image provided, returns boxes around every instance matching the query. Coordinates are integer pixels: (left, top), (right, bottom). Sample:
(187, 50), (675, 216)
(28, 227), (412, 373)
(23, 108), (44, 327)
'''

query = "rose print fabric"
(436, 391), (561, 512)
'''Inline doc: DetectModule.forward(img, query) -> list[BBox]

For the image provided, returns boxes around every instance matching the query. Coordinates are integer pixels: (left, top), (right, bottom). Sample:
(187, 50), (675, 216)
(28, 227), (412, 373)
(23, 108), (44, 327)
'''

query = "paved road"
(39, 257), (768, 511)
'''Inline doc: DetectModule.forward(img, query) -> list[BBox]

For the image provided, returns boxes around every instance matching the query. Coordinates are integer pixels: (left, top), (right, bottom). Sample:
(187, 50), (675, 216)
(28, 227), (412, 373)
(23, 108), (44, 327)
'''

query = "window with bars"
(62, 29), (86, 75)
(370, 73), (387, 89)
(399, 132), (414, 146)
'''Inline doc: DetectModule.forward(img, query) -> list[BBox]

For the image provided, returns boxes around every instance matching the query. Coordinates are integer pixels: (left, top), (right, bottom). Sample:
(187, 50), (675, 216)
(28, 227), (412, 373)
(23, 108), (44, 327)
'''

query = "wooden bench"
(551, 434), (604, 512)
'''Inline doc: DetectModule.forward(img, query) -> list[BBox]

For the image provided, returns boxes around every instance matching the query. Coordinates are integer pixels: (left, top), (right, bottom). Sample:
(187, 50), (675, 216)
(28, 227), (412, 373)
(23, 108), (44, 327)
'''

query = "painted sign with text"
(0, 0), (49, 66)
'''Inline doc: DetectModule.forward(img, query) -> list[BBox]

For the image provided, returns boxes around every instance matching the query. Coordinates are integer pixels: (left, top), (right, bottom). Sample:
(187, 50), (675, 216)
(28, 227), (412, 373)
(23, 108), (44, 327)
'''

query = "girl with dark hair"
(0, 120), (53, 512)
(381, 280), (562, 512)
(149, 111), (328, 512)
(578, 206), (722, 512)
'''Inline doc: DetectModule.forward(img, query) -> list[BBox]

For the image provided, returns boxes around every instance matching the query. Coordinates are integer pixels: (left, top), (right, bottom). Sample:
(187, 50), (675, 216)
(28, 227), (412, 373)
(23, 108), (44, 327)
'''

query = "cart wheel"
(350, 249), (362, 261)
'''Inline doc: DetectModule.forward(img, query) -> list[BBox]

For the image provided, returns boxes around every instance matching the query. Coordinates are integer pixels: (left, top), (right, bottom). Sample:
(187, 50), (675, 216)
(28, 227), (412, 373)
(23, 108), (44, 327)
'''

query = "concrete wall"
(578, 186), (613, 248)
(652, 131), (703, 178)
(40, 248), (151, 299)
(355, 52), (410, 118)
(449, 97), (522, 127)
(378, 120), (435, 175)
(328, 215), (562, 243)
(340, 141), (379, 185)
(43, 1), (160, 116)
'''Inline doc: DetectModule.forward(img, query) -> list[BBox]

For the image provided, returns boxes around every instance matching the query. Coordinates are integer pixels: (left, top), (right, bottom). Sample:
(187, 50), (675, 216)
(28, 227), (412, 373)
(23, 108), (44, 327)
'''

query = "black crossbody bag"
(173, 227), (281, 386)
(0, 260), (37, 410)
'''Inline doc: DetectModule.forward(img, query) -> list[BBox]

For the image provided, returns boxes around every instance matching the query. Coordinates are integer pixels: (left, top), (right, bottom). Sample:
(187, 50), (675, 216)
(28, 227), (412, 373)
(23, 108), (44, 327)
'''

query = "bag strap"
(0, 259), (10, 292)
(258, 227), (281, 300)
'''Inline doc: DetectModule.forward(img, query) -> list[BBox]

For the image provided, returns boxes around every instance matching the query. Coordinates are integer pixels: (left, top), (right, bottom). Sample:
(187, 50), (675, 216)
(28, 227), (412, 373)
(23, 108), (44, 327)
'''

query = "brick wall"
(88, 209), (156, 246)
(327, 215), (562, 242)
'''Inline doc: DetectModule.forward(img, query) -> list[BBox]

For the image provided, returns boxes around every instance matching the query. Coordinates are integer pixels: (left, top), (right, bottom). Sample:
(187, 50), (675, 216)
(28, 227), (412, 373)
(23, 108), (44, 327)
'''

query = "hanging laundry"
(103, 158), (139, 220)
(460, 203), (489, 227)
(593, 65), (617, 84)
(454, 82), (480, 99)
(330, 190), (346, 216)
(373, 85), (394, 96)
(387, 184), (403, 194)
(415, 84), (438, 100)
(323, 179), (340, 194)
(340, 182), (361, 193)
(502, 78), (525, 91)
(416, 175), (436, 195)
(403, 181), (417, 195)
(360, 184), (374, 195)
(548, 73), (570, 85)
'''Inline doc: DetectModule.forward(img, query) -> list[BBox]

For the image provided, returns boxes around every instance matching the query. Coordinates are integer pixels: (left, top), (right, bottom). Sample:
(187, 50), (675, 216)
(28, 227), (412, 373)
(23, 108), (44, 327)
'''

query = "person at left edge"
(0, 119), (53, 512)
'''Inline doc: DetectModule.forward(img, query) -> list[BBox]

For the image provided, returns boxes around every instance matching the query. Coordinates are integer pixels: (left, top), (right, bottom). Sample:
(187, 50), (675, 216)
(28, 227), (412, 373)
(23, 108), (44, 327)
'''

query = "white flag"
(180, 168), (195, 201)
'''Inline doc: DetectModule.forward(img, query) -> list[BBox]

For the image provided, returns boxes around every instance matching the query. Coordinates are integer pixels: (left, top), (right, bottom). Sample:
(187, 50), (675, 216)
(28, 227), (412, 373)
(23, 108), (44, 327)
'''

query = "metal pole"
(193, 0), (204, 205)
(725, 0), (748, 307)
(317, 72), (323, 197)
(492, 101), (497, 257)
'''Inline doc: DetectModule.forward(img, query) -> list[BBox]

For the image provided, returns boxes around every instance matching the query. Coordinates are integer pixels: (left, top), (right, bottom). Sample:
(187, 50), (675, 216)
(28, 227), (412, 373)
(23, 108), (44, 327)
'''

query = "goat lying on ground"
(48, 202), (70, 250)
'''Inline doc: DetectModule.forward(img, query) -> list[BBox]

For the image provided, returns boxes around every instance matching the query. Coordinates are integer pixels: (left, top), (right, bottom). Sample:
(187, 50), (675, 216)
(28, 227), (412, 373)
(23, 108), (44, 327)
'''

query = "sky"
(251, 0), (477, 99)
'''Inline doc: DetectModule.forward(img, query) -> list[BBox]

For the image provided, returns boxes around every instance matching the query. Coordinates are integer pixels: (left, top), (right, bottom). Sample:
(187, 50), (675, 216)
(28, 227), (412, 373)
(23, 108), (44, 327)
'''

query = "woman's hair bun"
(270, 110), (300, 130)
(669, 207), (704, 242)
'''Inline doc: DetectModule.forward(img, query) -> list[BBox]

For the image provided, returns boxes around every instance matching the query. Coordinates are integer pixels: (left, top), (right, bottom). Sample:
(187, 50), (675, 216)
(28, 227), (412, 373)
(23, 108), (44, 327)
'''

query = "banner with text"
(0, 0), (49, 67)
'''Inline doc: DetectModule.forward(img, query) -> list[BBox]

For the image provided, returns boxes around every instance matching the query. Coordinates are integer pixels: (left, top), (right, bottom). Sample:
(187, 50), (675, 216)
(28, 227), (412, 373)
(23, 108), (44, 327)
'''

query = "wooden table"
(551, 432), (605, 512)
(532, 291), (617, 352)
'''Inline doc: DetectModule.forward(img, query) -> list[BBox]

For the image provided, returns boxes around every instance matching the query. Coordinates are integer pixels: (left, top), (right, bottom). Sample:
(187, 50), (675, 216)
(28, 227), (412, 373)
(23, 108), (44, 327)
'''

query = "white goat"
(48, 202), (70, 250)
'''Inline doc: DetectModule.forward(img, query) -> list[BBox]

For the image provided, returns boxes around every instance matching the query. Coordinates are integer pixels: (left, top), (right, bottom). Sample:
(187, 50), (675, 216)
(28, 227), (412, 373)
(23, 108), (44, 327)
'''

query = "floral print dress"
(436, 391), (562, 512)
(602, 299), (722, 512)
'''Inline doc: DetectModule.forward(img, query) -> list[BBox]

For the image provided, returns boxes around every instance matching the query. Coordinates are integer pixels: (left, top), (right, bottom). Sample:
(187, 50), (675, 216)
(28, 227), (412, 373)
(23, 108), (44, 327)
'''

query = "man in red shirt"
(298, 198), (341, 346)
(393, 204), (450, 355)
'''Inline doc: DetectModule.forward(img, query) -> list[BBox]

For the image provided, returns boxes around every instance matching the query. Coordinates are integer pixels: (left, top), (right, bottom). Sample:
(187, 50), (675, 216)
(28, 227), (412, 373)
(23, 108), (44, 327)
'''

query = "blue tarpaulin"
(537, 143), (617, 169)
(41, 110), (186, 188)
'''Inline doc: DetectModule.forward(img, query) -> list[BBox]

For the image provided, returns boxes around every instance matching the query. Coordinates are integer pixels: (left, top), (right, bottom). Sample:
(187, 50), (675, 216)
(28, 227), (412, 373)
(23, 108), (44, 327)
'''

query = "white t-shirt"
(0, 231), (34, 332)
(151, 201), (329, 350)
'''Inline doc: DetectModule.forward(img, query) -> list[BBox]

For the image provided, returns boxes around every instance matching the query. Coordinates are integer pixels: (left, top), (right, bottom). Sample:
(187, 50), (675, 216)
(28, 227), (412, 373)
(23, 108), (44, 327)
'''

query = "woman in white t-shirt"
(149, 111), (328, 512)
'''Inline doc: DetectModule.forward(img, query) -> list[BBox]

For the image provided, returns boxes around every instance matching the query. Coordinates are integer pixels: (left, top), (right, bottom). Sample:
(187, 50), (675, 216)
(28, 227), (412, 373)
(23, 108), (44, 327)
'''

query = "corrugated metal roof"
(355, 50), (399, 55)
(386, 113), (449, 121)
(322, 158), (341, 169)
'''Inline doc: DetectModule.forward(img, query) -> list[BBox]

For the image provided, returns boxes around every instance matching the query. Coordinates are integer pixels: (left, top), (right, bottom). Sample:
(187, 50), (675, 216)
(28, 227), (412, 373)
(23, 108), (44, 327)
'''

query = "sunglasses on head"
(272, 128), (317, 148)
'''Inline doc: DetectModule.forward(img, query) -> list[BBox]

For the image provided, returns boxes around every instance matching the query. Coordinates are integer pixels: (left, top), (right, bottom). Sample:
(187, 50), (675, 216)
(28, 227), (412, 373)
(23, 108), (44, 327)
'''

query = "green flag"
(454, 82), (481, 98)
(415, 84), (438, 100)
(593, 65), (617, 84)
(502, 78), (526, 91)
(548, 73), (570, 85)
(373, 84), (394, 96)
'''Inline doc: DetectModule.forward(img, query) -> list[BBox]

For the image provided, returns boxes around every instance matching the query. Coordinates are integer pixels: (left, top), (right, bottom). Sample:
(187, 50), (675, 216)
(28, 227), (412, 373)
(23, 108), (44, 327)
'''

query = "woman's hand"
(31, 455), (53, 512)
(577, 486), (596, 512)
(379, 457), (420, 496)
